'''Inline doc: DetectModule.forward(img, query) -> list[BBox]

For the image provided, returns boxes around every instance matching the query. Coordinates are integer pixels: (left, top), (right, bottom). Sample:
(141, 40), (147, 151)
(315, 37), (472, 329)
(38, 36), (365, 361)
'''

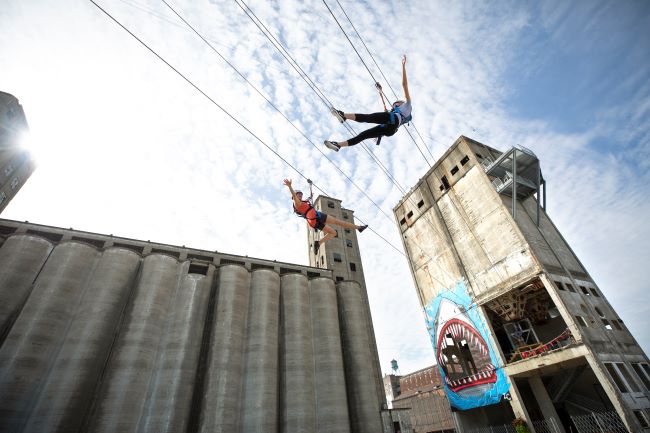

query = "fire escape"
(480, 145), (546, 226)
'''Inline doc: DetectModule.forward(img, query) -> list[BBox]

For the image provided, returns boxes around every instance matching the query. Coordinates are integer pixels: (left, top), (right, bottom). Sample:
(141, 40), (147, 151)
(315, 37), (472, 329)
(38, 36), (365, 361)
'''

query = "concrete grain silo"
(0, 218), (389, 433)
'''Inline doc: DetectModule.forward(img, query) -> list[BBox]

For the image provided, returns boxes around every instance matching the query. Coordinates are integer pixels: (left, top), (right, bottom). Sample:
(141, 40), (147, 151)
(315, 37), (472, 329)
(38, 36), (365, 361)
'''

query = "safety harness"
(293, 179), (317, 223)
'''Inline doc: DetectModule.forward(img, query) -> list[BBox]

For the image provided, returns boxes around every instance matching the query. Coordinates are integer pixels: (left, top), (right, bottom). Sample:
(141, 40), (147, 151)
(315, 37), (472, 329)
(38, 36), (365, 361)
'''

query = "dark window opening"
(439, 185), (444, 191)
(251, 262), (274, 271)
(0, 225), (17, 235)
(476, 153), (484, 159)
(279, 267), (301, 275)
(575, 316), (588, 327)
(327, 201), (335, 209)
(188, 263), (209, 275)
(441, 176), (450, 190)
(151, 248), (180, 258)
(605, 363), (629, 393)
(321, 256), (324, 265)
(632, 363), (650, 390)
(580, 285), (590, 295)
(333, 253), (342, 263)
(113, 242), (144, 254)
(342, 213), (348, 220)
(460, 155), (470, 166)
(71, 236), (105, 249)
(417, 199), (425, 208)
(602, 319), (613, 330)
(619, 363), (641, 392)
(565, 283), (576, 293)
(612, 320), (623, 331)
(350, 262), (356, 272)
(594, 307), (604, 317)
(450, 165), (459, 175)
(307, 271), (322, 278)
(188, 253), (213, 262)
(220, 258), (246, 267)
(590, 288), (600, 297)
(400, 217), (407, 225)
(554, 281), (565, 291)
(634, 411), (650, 428)
(346, 239), (353, 247)
(26, 229), (63, 243)
(336, 276), (344, 282)
(407, 211), (414, 219)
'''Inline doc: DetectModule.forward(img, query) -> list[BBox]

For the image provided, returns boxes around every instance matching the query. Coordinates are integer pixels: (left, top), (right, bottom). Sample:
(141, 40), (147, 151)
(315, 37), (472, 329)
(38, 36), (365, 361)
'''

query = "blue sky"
(1, 0), (649, 374)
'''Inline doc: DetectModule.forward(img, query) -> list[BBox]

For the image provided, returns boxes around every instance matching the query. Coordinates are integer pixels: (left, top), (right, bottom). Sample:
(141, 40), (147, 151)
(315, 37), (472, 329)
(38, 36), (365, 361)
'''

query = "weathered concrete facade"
(0, 91), (35, 213)
(0, 219), (384, 433)
(394, 136), (650, 432)
(308, 196), (388, 432)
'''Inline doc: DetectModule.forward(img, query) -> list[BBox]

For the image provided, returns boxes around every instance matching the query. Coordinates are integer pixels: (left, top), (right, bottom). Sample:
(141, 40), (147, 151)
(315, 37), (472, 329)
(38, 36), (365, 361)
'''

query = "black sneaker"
(313, 240), (320, 254)
(357, 225), (368, 233)
(324, 140), (340, 152)
(330, 107), (346, 123)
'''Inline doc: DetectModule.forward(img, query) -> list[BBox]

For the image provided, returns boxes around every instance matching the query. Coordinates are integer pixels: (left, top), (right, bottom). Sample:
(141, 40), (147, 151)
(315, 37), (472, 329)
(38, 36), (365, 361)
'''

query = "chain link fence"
(468, 424), (516, 433)
(570, 411), (629, 433)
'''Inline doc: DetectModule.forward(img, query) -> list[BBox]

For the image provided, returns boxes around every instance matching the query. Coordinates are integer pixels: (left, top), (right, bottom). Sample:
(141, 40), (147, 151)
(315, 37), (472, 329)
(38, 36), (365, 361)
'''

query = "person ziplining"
(284, 178), (367, 254)
(324, 55), (412, 152)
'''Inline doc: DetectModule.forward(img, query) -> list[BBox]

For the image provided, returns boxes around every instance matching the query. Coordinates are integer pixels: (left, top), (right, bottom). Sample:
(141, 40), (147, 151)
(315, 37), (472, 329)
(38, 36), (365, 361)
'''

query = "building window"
(575, 316), (588, 327)
(327, 201), (335, 209)
(605, 363), (630, 393)
(460, 155), (470, 166)
(619, 363), (641, 392)
(634, 411), (650, 428)
(350, 262), (356, 272)
(417, 199), (425, 208)
(590, 288), (600, 297)
(321, 256), (324, 265)
(342, 213), (348, 220)
(565, 283), (576, 293)
(441, 176), (450, 190)
(335, 276), (344, 282)
(346, 239), (353, 247)
(594, 307), (604, 317)
(407, 211), (413, 219)
(188, 263), (209, 275)
(579, 285), (590, 295)
(450, 165), (459, 175)
(476, 153), (484, 160)
(554, 281), (566, 291)
(400, 217), (407, 225)
(602, 319), (613, 330)
(345, 228), (351, 233)
(333, 253), (342, 263)
(612, 320), (623, 331)
(632, 363), (650, 390)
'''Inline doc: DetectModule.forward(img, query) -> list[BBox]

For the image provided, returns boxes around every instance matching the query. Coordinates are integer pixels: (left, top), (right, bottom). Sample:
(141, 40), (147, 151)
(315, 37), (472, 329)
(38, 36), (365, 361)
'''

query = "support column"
(512, 149), (517, 221)
(507, 380), (538, 433)
(527, 376), (566, 433)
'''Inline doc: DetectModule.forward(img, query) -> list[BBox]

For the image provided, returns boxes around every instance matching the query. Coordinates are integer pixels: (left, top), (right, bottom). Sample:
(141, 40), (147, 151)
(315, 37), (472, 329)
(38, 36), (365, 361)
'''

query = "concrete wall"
(0, 221), (385, 433)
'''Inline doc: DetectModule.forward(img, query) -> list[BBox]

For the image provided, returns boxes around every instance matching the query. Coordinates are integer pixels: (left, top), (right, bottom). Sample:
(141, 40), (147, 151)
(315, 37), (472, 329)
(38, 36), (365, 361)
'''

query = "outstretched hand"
(283, 178), (292, 188)
(402, 54), (407, 66)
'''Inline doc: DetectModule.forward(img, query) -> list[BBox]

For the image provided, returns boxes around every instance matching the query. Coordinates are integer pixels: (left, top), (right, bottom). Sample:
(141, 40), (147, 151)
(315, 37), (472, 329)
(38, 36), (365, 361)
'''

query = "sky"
(1, 0), (649, 375)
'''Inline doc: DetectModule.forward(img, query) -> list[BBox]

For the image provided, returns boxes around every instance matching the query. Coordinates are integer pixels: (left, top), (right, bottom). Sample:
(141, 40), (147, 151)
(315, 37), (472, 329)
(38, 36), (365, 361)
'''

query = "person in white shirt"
(325, 55), (412, 152)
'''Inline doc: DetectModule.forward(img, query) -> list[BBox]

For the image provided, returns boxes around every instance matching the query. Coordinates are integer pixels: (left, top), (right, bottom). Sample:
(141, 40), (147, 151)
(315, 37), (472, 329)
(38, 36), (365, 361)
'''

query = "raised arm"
(401, 55), (411, 102)
(283, 178), (302, 209)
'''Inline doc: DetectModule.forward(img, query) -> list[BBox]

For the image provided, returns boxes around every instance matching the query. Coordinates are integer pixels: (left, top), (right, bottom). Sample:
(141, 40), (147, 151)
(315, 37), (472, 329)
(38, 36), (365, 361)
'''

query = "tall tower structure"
(308, 195), (389, 430)
(0, 91), (35, 213)
(394, 136), (650, 432)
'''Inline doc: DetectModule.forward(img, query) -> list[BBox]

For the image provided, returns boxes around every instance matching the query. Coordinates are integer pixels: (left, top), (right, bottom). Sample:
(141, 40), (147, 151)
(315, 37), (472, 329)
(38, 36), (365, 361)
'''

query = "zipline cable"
(160, 0), (392, 222)
(323, 0), (434, 166)
(232, 0), (405, 193)
(87, 0), (412, 264)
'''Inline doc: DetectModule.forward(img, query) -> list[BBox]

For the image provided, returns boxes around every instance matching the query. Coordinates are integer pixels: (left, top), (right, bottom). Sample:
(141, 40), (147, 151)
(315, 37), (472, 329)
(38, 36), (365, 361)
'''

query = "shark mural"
(424, 280), (510, 410)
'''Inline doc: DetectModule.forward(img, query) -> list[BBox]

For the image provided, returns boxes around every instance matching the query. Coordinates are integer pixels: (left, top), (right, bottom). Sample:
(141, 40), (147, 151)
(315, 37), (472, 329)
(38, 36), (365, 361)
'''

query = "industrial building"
(0, 215), (387, 433)
(384, 366), (455, 433)
(0, 91), (35, 213)
(394, 136), (650, 433)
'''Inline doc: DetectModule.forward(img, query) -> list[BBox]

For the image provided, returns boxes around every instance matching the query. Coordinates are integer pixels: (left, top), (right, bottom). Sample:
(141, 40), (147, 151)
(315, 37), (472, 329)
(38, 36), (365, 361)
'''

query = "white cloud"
(1, 0), (648, 375)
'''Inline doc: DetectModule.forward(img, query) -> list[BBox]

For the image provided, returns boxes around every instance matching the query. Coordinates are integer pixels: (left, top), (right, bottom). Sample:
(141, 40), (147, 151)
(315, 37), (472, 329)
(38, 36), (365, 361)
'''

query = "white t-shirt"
(394, 101), (412, 125)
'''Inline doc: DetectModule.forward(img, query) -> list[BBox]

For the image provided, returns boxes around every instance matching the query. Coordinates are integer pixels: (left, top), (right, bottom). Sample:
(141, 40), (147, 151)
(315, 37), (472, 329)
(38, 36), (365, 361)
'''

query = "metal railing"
(570, 411), (629, 433)
(532, 417), (561, 433)
(468, 424), (516, 433)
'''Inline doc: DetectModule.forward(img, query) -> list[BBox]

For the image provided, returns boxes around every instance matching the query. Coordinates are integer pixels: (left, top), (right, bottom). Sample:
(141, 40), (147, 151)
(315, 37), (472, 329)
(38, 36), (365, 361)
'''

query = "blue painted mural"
(424, 280), (509, 410)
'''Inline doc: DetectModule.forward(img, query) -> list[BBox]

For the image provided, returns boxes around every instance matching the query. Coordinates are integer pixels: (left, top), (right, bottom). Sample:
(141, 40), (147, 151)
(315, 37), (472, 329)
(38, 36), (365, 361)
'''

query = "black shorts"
(314, 211), (328, 231)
